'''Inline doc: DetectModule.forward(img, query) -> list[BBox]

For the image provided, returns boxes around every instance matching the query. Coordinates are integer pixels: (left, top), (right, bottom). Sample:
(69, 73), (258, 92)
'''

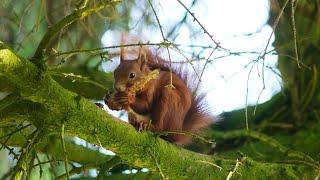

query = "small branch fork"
(226, 157), (247, 180)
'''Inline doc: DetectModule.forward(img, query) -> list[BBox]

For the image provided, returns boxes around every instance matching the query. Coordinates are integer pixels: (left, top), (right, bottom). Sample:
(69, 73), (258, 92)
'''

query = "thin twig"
(46, 42), (169, 59)
(196, 47), (217, 90)
(175, 0), (224, 50)
(147, 148), (168, 180)
(245, 60), (259, 130)
(147, 0), (174, 88)
(35, 154), (43, 178)
(48, 71), (108, 91)
(47, 42), (268, 62)
(157, 130), (215, 145)
(35, 0), (45, 32)
(291, 0), (301, 68)
(60, 123), (70, 180)
(226, 157), (246, 180)
(0, 124), (32, 140)
(57, 164), (97, 180)
(196, 160), (222, 171)
(0, 142), (19, 160)
(18, 0), (35, 34)
(31, 159), (66, 168)
(170, 45), (201, 81)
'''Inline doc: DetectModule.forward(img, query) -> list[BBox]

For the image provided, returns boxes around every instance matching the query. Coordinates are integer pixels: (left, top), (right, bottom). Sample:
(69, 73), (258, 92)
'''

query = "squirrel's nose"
(115, 83), (126, 92)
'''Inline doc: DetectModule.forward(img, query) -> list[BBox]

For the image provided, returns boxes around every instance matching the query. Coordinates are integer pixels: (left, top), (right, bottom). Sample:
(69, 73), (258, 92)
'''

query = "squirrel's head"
(114, 51), (150, 92)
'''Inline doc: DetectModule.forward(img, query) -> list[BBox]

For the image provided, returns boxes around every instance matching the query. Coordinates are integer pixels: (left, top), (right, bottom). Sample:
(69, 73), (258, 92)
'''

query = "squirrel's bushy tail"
(144, 48), (215, 145)
(171, 72), (214, 145)
(175, 93), (213, 145)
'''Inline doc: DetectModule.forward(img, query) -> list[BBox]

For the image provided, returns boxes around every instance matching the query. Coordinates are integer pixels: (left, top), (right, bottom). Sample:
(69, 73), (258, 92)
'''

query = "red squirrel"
(105, 48), (213, 145)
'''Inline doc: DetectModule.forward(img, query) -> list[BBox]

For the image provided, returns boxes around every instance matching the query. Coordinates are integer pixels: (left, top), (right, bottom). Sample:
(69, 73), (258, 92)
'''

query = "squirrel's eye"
(129, 72), (136, 79)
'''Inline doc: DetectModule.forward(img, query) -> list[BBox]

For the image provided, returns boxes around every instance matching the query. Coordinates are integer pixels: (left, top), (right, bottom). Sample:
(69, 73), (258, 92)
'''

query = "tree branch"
(0, 41), (315, 179)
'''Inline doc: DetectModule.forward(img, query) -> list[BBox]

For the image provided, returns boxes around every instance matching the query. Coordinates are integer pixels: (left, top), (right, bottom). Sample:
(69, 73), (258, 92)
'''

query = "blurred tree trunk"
(270, 0), (320, 126)
(211, 1), (320, 177)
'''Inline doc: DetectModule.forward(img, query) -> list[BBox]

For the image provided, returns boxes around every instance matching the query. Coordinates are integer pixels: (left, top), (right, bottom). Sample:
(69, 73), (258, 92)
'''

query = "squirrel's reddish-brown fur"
(105, 47), (213, 145)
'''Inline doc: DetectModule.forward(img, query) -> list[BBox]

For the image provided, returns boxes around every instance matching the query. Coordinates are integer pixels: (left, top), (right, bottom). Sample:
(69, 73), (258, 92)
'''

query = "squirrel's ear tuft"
(137, 48), (147, 70)
(120, 33), (127, 62)
(120, 47), (125, 62)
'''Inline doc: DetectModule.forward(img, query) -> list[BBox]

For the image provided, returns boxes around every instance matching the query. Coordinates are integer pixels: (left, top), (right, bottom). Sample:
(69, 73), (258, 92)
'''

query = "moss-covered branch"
(0, 42), (316, 179)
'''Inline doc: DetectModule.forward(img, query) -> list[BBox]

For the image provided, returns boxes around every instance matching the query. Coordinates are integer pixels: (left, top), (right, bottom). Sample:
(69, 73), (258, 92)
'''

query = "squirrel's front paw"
(137, 121), (151, 132)
(128, 114), (149, 132)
